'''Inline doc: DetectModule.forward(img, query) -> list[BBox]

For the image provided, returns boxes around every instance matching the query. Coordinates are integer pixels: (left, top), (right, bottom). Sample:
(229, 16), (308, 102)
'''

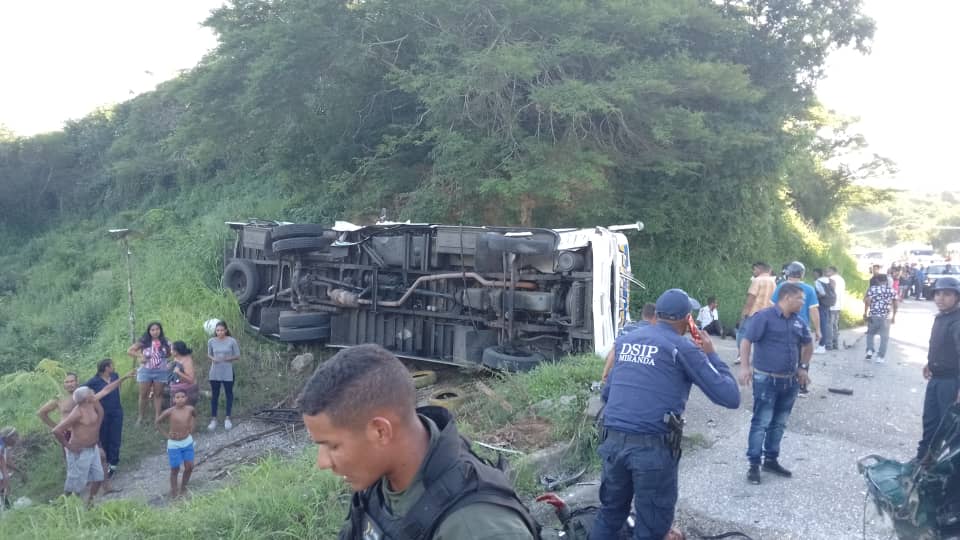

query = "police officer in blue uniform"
(592, 289), (741, 540)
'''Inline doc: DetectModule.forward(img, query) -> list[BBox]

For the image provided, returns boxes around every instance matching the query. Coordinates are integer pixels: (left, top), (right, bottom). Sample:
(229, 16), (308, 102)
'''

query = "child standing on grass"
(156, 390), (196, 498)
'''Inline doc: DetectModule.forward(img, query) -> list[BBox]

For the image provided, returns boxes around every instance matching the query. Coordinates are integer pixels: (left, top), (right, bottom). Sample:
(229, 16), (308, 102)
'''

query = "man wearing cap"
(738, 282), (813, 484)
(592, 289), (740, 540)
(916, 277), (960, 461)
(771, 261), (820, 395)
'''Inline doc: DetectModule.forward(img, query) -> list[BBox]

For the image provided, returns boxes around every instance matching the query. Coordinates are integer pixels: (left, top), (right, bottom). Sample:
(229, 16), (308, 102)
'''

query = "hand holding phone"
(686, 314), (702, 347)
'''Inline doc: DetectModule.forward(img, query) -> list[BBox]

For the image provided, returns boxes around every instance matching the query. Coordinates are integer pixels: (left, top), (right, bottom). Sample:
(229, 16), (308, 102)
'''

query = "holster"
(663, 412), (684, 461)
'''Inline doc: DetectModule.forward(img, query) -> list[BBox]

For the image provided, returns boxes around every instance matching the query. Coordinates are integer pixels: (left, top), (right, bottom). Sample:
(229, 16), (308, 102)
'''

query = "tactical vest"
(339, 406), (540, 540)
(928, 308), (960, 379)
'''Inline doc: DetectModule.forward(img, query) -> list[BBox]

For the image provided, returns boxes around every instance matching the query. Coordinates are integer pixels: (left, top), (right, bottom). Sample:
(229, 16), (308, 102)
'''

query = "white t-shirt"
(697, 306), (718, 328)
(830, 273), (846, 312)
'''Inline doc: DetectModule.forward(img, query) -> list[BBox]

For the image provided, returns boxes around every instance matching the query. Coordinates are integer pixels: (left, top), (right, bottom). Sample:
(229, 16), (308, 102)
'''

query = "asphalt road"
(543, 298), (940, 539)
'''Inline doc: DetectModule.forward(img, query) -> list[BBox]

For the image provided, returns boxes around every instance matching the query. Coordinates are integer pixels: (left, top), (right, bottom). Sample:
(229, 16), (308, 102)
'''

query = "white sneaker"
(224, 418), (233, 431)
(875, 356), (886, 364)
(814, 345), (826, 355)
(865, 351), (873, 361)
(207, 419), (217, 431)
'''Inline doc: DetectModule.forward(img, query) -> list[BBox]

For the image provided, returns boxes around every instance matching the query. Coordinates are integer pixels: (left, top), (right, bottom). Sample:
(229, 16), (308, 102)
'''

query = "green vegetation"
(0, 0), (889, 534)
(0, 0), (881, 360)
(3, 356), (602, 537)
(0, 183), (303, 503)
(848, 190), (960, 250)
(459, 355), (606, 495)
(1, 453), (346, 539)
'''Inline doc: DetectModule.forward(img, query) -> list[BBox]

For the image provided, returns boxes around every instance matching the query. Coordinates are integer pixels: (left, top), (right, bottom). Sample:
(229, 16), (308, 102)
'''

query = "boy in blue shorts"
(156, 390), (195, 498)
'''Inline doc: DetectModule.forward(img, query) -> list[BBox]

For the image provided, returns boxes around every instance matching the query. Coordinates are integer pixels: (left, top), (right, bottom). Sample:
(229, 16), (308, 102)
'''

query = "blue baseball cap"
(655, 289), (701, 321)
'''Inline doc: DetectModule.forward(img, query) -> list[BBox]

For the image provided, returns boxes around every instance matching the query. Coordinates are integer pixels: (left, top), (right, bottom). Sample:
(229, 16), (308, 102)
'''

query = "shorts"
(137, 367), (169, 383)
(65, 446), (104, 493)
(167, 436), (195, 469)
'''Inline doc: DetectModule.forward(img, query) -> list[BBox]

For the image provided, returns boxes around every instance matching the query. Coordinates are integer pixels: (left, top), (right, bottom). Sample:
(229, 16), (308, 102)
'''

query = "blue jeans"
(210, 380), (234, 417)
(747, 372), (799, 464)
(736, 314), (754, 353)
(591, 430), (677, 540)
(817, 305), (831, 347)
(828, 310), (840, 349)
(865, 317), (890, 357)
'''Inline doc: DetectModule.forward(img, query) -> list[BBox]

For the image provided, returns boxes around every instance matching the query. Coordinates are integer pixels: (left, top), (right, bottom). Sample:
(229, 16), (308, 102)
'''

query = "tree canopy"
(1, 0), (877, 236)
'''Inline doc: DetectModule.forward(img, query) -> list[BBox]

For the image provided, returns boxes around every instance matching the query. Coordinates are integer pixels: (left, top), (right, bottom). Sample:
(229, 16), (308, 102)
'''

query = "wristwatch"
(798, 364), (809, 370)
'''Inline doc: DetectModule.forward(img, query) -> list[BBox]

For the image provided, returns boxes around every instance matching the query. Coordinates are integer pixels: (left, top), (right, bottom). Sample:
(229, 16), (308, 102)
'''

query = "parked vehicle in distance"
(222, 219), (642, 371)
(922, 263), (959, 300)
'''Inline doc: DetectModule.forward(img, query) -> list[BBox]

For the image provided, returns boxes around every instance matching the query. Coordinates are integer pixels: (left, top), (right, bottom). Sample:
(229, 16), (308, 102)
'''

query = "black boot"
(747, 464), (761, 485)
(762, 459), (792, 477)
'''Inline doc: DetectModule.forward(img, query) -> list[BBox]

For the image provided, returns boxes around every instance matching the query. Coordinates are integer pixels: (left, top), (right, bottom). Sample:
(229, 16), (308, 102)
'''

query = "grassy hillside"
(2, 453), (346, 539)
(2, 354), (608, 538)
(0, 179), (307, 503)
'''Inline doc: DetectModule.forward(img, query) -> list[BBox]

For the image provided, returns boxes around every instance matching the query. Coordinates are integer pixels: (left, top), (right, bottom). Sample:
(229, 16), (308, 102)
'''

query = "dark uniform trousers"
(918, 307), (960, 461)
(918, 377), (960, 460)
(99, 411), (123, 466)
(590, 429), (677, 540)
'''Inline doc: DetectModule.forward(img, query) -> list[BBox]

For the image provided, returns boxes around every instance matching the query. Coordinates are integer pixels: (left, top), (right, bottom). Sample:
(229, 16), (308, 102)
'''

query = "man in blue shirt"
(738, 282), (813, 485)
(85, 358), (125, 475)
(771, 261), (820, 394)
(914, 266), (926, 300)
(593, 289), (740, 540)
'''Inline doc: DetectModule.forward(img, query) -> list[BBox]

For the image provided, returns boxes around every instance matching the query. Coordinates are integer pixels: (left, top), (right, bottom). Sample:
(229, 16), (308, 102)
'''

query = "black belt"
(603, 427), (668, 448)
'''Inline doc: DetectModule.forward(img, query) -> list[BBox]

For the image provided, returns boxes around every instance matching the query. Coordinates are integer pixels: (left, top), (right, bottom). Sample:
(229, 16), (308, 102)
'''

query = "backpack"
(819, 280), (837, 308)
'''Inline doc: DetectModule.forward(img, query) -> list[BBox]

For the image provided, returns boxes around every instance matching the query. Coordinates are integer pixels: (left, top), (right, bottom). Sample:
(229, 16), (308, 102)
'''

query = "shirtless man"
(52, 386), (107, 503)
(156, 390), (196, 498)
(37, 373), (81, 431)
(38, 370), (133, 493)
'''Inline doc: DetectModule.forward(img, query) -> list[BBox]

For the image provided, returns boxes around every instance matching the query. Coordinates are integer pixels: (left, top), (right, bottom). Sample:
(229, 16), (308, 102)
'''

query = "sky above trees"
(0, 0), (951, 192)
(817, 0), (958, 192)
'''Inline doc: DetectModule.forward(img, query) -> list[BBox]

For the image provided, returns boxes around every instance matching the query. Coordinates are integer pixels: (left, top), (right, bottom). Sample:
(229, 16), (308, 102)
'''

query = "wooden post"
(110, 229), (136, 368)
(123, 235), (136, 359)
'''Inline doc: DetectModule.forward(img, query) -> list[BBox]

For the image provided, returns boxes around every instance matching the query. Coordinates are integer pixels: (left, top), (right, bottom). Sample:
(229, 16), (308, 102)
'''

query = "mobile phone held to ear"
(686, 314), (702, 347)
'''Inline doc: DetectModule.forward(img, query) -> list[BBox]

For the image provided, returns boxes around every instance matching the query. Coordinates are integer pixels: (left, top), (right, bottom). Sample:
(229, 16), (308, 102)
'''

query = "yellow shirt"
(746, 275), (777, 316)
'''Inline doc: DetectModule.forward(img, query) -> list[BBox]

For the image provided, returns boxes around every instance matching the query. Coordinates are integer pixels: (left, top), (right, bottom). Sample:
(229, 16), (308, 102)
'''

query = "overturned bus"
(222, 220), (642, 371)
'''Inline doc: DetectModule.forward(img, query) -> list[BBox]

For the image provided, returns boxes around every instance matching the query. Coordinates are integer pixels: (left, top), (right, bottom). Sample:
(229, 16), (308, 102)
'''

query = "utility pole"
(109, 229), (136, 367)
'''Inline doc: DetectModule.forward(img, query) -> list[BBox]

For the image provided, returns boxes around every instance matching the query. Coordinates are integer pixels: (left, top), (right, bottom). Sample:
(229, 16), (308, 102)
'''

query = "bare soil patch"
(486, 416), (554, 451)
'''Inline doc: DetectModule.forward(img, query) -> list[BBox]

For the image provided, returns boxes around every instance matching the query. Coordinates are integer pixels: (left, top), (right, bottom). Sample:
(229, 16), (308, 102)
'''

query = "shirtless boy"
(39, 370), (133, 493)
(52, 387), (106, 503)
(156, 390), (196, 498)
